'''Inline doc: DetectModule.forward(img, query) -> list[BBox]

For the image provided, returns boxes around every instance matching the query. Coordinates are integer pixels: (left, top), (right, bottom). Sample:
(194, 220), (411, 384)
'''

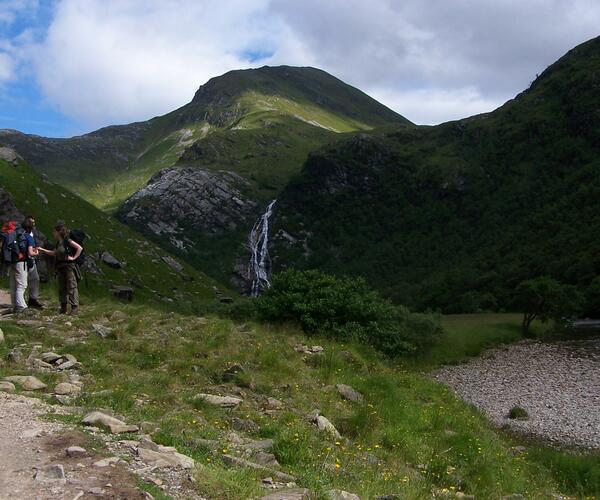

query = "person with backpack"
(1, 219), (37, 314)
(21, 215), (44, 309)
(37, 221), (82, 315)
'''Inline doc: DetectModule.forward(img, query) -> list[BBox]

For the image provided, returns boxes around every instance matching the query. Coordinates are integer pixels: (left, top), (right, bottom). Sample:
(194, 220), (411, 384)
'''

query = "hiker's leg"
(28, 262), (40, 301)
(9, 265), (17, 308)
(58, 268), (68, 306)
(13, 262), (28, 310)
(66, 267), (79, 308)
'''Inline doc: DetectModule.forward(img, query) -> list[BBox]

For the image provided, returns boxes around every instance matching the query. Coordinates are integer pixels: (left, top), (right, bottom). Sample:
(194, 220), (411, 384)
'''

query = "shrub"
(508, 406), (529, 420)
(255, 269), (442, 356)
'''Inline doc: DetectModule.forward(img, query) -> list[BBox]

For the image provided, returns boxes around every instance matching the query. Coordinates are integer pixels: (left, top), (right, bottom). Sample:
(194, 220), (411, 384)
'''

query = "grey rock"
(231, 417), (259, 433)
(0, 146), (22, 165)
(260, 489), (310, 500)
(0, 381), (16, 393)
(118, 167), (258, 246)
(137, 446), (194, 469)
(223, 363), (244, 381)
(4, 375), (46, 391)
(66, 446), (87, 457)
(244, 439), (274, 451)
(91, 323), (115, 339)
(251, 450), (279, 468)
(38, 464), (65, 480)
(327, 490), (361, 500)
(196, 393), (242, 408)
(93, 456), (122, 467)
(81, 411), (139, 434)
(101, 251), (121, 269)
(336, 384), (364, 403)
(54, 382), (81, 395)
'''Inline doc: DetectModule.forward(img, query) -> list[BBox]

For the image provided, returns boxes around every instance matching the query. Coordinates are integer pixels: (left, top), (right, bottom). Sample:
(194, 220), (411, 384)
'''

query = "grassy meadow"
(1, 286), (598, 499)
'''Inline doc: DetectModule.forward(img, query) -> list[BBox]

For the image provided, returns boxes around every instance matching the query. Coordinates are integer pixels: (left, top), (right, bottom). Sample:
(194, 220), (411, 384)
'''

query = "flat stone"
(328, 490), (361, 500)
(38, 464), (65, 480)
(4, 375), (47, 391)
(260, 489), (311, 500)
(222, 454), (295, 482)
(66, 446), (87, 457)
(264, 397), (284, 410)
(196, 393), (242, 408)
(251, 450), (279, 468)
(137, 446), (194, 469)
(91, 323), (115, 339)
(93, 456), (122, 467)
(56, 360), (82, 370)
(41, 352), (61, 364)
(54, 382), (81, 395)
(81, 411), (138, 434)
(244, 439), (274, 451)
(336, 384), (364, 403)
(0, 381), (16, 393)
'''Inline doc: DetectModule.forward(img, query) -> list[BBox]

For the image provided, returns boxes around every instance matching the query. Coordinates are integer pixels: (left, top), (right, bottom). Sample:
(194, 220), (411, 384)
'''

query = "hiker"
(1, 220), (37, 314)
(21, 215), (44, 309)
(38, 221), (82, 315)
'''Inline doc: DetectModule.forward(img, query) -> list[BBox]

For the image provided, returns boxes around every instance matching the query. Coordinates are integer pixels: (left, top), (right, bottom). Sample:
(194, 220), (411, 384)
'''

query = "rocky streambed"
(433, 338), (600, 449)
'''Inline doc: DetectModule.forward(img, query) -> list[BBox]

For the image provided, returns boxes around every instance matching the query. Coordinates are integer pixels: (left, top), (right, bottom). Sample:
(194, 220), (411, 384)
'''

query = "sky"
(1, 0), (599, 137)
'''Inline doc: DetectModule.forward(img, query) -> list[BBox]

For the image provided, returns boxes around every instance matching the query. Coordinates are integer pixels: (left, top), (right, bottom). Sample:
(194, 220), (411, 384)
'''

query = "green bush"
(255, 269), (442, 356)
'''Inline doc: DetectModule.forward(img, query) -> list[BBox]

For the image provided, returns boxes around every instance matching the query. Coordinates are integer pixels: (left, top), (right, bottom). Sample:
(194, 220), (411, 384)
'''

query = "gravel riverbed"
(433, 338), (600, 449)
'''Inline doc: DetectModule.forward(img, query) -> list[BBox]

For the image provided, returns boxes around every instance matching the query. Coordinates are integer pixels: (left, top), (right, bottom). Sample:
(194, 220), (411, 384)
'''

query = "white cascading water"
(248, 199), (277, 297)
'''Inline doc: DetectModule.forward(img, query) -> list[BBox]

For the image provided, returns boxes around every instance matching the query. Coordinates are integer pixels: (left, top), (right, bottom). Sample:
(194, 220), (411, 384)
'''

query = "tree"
(514, 277), (584, 334)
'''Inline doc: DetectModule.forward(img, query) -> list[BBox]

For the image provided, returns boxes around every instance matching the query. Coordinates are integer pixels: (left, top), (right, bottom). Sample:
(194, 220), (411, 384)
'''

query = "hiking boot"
(28, 298), (44, 309)
(69, 306), (79, 316)
(14, 307), (28, 315)
(60, 303), (68, 315)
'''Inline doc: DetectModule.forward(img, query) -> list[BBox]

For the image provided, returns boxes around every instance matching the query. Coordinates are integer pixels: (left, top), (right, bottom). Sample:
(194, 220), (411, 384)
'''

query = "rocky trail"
(434, 338), (600, 449)
(0, 393), (144, 500)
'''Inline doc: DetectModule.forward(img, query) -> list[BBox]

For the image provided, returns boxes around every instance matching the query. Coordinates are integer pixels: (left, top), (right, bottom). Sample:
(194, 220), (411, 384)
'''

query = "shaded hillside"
(271, 36), (600, 312)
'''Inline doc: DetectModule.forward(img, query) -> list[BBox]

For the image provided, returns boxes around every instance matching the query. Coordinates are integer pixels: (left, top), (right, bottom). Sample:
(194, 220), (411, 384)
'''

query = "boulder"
(310, 412), (341, 440)
(101, 252), (121, 269)
(4, 375), (47, 391)
(336, 384), (364, 403)
(196, 393), (242, 408)
(260, 489), (311, 499)
(0, 381), (16, 393)
(81, 411), (139, 434)
(66, 446), (87, 458)
(91, 323), (115, 339)
(54, 382), (82, 395)
(328, 490), (361, 500)
(244, 439), (274, 451)
(137, 446), (195, 469)
(251, 450), (280, 468)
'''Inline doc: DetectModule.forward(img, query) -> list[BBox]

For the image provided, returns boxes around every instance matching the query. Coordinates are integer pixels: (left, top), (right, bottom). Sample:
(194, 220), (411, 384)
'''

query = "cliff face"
(117, 167), (257, 250)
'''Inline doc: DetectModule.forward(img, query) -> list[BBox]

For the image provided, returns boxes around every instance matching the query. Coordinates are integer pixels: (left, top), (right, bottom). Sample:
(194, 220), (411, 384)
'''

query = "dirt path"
(434, 338), (600, 449)
(0, 393), (145, 500)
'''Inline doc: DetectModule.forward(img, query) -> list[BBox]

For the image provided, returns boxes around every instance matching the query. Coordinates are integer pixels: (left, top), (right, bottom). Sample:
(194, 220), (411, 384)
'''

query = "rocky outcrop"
(117, 167), (257, 251)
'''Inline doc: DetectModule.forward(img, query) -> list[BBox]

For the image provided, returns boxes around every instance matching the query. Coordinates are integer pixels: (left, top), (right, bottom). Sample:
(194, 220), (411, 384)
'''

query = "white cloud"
(19, 0), (600, 130)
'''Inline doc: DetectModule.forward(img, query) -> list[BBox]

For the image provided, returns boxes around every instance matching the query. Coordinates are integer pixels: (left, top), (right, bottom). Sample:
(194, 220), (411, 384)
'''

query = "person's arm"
(37, 247), (56, 257)
(67, 240), (83, 261)
(28, 245), (38, 257)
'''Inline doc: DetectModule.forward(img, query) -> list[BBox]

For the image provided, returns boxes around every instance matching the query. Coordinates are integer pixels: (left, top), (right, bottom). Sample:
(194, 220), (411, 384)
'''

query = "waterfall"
(248, 199), (277, 297)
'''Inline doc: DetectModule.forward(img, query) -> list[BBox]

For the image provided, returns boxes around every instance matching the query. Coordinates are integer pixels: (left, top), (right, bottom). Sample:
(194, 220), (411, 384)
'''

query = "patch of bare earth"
(0, 393), (145, 499)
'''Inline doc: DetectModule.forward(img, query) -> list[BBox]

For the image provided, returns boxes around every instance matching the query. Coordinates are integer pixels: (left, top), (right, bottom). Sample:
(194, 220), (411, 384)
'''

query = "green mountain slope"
(271, 36), (600, 313)
(0, 66), (407, 211)
(0, 154), (224, 308)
